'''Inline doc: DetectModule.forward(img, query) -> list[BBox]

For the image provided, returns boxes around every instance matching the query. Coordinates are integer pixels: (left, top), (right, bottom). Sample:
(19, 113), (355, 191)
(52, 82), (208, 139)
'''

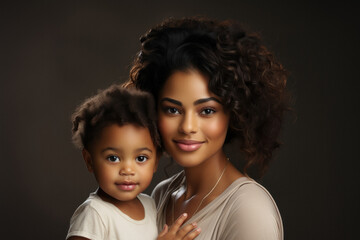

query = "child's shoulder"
(137, 193), (153, 202)
(74, 192), (109, 215)
(67, 193), (112, 240)
(68, 193), (109, 230)
(137, 193), (155, 207)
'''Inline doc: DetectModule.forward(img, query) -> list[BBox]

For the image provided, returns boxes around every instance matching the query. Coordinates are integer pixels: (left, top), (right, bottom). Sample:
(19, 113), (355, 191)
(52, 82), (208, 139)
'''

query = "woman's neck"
(182, 152), (229, 199)
(168, 152), (244, 225)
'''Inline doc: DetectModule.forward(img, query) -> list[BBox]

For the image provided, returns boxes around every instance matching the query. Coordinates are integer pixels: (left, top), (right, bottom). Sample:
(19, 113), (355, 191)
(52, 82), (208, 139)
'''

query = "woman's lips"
(116, 182), (137, 191)
(174, 140), (204, 151)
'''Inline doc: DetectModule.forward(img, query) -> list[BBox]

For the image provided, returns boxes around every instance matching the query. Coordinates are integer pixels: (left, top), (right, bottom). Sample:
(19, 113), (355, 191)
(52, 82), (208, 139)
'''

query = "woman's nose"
(178, 111), (198, 134)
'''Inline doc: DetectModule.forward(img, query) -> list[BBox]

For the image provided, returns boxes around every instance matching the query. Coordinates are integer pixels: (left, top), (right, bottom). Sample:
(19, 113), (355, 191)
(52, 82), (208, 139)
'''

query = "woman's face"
(158, 70), (230, 168)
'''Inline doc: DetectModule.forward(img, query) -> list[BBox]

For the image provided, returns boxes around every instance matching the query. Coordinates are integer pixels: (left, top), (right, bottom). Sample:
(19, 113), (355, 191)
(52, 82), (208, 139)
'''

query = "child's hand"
(157, 213), (201, 240)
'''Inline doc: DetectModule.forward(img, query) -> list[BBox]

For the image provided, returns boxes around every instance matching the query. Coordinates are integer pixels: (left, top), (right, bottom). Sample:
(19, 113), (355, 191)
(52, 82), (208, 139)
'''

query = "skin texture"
(158, 70), (244, 224)
(83, 124), (158, 220)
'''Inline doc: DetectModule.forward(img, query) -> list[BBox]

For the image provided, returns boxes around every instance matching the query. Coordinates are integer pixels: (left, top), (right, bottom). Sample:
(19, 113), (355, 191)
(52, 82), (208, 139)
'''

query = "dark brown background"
(1, 1), (359, 239)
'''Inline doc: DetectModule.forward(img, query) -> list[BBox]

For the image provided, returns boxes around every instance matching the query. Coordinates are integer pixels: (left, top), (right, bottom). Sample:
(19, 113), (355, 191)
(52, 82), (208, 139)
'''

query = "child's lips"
(116, 182), (138, 191)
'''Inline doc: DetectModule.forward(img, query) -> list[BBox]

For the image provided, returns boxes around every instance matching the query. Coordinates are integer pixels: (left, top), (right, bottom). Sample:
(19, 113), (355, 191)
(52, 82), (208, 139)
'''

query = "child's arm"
(157, 213), (201, 240)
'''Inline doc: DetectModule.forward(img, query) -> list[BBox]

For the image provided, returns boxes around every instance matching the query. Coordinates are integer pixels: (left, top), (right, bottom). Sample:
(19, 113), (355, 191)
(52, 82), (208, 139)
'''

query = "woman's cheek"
(158, 116), (173, 140)
(205, 117), (229, 139)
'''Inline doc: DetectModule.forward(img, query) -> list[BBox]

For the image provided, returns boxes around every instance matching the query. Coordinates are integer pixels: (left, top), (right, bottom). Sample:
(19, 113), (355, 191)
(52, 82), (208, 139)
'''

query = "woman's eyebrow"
(160, 97), (222, 106)
(160, 98), (182, 106)
(194, 97), (222, 105)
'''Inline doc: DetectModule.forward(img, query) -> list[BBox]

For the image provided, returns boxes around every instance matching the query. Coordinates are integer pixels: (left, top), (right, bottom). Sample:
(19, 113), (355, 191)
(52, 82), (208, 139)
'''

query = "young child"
(66, 85), (200, 240)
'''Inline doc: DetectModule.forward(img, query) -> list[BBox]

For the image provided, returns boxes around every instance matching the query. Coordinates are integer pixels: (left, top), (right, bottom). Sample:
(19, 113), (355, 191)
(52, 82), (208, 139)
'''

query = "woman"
(124, 17), (289, 239)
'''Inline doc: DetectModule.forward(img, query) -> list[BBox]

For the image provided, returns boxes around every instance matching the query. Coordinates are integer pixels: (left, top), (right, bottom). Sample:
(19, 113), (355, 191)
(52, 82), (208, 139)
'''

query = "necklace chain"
(172, 158), (230, 223)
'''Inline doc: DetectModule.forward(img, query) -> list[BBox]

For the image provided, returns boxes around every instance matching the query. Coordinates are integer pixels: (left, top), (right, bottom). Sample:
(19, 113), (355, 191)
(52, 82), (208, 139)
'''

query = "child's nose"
(119, 162), (135, 176)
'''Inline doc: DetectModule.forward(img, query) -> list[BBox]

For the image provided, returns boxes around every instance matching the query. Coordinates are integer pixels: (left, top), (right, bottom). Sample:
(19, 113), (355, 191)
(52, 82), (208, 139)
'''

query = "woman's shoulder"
(151, 171), (184, 203)
(232, 178), (276, 199)
(219, 178), (283, 239)
(226, 177), (280, 214)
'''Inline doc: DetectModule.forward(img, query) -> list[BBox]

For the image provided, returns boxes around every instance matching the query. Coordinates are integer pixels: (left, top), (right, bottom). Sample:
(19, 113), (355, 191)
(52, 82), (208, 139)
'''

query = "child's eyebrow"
(101, 147), (153, 153)
(101, 147), (119, 153)
(135, 147), (153, 153)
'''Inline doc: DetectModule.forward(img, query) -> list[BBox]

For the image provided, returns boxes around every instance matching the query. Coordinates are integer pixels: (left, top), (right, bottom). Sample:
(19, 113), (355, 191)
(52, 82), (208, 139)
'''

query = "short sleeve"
(66, 204), (107, 240)
(221, 183), (283, 240)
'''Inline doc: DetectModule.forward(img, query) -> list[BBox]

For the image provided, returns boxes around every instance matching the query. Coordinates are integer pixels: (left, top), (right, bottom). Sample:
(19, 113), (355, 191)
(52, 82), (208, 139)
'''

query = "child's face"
(83, 124), (157, 203)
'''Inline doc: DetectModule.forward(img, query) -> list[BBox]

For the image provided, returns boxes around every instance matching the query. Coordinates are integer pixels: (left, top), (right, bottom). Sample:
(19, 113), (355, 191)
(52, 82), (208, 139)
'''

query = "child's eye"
(107, 155), (120, 162)
(135, 155), (148, 163)
(200, 108), (216, 115)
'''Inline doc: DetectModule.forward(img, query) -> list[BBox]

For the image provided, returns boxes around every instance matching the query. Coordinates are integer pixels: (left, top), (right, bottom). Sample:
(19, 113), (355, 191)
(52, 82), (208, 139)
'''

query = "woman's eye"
(165, 107), (180, 114)
(135, 155), (148, 163)
(106, 155), (120, 162)
(200, 108), (216, 115)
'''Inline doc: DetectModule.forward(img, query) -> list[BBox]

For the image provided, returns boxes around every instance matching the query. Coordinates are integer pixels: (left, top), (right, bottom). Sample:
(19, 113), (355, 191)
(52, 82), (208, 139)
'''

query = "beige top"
(152, 171), (283, 240)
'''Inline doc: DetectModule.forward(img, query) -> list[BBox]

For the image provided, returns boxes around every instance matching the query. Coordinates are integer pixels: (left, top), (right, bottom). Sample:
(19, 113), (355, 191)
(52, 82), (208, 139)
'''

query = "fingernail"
(192, 222), (197, 227)
(182, 213), (187, 217)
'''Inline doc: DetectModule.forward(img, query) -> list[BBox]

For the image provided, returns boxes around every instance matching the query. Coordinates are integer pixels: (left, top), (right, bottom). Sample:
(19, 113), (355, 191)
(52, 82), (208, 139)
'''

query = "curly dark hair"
(72, 85), (161, 155)
(124, 17), (289, 176)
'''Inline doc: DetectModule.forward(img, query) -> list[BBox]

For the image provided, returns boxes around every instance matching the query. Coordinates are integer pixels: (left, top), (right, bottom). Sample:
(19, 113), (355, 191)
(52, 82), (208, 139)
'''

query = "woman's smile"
(173, 139), (205, 152)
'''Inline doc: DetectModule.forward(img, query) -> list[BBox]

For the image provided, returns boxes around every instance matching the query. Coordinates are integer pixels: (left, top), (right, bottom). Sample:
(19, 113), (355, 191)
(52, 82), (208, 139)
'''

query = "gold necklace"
(172, 158), (230, 223)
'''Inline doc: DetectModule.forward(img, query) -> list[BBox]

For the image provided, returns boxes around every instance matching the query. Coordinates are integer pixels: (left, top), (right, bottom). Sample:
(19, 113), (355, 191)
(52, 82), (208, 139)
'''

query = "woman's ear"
(82, 149), (93, 172)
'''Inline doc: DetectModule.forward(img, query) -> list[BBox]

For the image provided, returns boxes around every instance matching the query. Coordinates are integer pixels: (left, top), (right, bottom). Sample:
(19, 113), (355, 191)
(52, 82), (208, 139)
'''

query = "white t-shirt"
(66, 192), (158, 240)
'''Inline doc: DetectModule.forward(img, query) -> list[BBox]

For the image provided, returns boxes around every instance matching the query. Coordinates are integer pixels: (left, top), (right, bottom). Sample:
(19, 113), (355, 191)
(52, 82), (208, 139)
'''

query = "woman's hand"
(157, 213), (201, 240)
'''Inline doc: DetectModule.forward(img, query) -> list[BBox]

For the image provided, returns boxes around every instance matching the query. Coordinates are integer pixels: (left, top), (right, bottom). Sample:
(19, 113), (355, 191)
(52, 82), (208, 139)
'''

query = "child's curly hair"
(72, 85), (161, 155)
(124, 17), (290, 177)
